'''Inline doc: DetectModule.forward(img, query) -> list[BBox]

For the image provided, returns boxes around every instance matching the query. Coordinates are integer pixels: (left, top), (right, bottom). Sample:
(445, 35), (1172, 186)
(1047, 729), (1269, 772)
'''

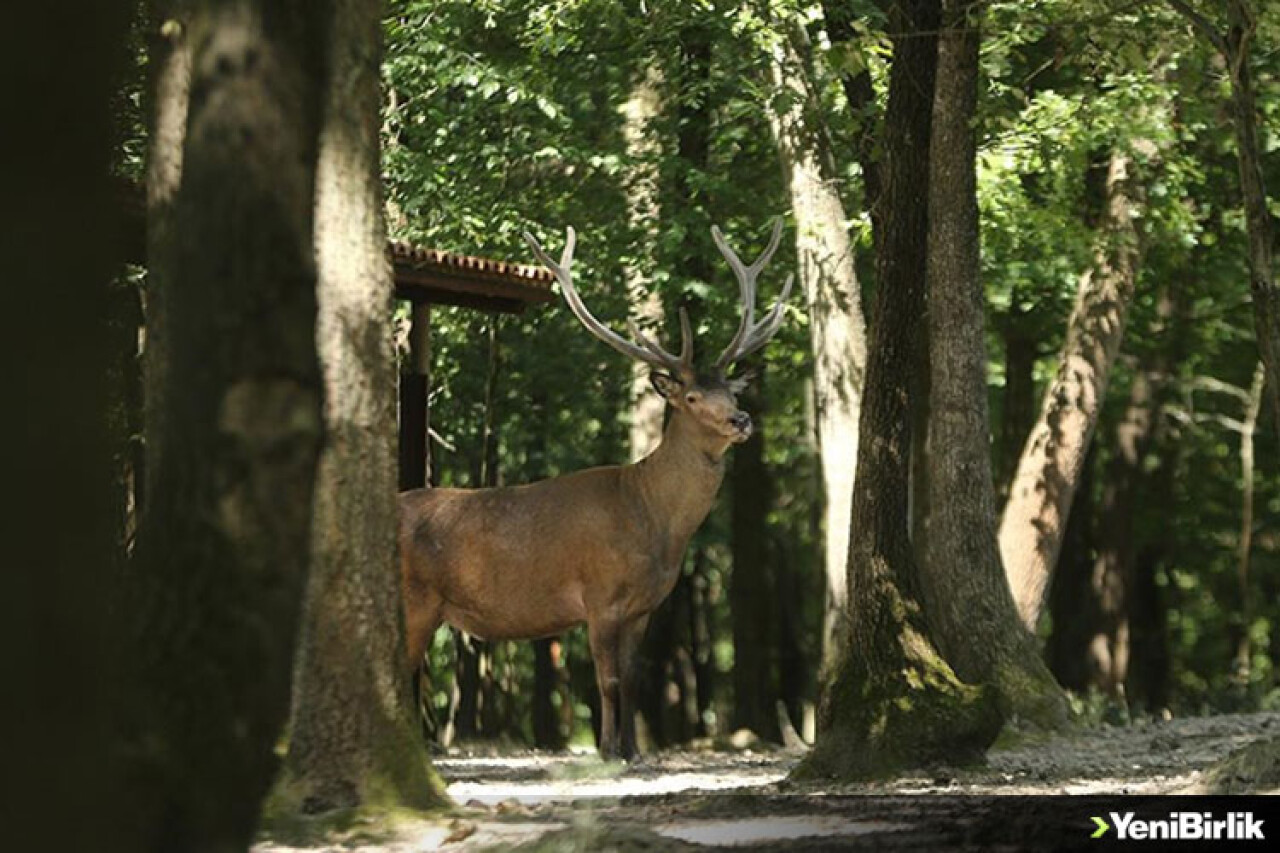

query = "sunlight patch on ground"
(440, 754), (787, 806)
(656, 816), (906, 846)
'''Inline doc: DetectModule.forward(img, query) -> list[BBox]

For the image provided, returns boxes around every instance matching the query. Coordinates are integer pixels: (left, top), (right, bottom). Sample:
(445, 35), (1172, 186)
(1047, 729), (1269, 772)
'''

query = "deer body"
(400, 222), (792, 758)
(401, 413), (725, 647)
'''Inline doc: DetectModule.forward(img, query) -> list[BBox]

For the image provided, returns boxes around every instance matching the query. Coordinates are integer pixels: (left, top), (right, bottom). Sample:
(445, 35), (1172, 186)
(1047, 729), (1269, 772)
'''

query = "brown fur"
(400, 376), (749, 758)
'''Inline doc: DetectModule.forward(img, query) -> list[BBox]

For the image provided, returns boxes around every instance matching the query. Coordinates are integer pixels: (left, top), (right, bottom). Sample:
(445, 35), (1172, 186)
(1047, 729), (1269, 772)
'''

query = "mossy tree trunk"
(124, 1), (327, 848)
(918, 0), (1068, 730)
(276, 0), (445, 815)
(798, 0), (1001, 781)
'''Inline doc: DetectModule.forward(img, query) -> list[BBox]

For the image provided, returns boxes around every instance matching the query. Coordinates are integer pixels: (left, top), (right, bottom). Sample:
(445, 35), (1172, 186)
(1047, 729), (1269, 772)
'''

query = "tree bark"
(999, 149), (1146, 630)
(918, 0), (1068, 728)
(124, 1), (327, 848)
(1046, 446), (1098, 691)
(997, 309), (1037, 500)
(799, 0), (1001, 780)
(635, 20), (715, 748)
(4, 3), (129, 850)
(730, 372), (782, 742)
(767, 19), (867, 663)
(1084, 368), (1159, 699)
(1170, 0), (1280, 436)
(622, 63), (668, 461)
(142, 0), (192, 510)
(1232, 362), (1266, 686)
(276, 0), (444, 815)
(818, 0), (884, 247)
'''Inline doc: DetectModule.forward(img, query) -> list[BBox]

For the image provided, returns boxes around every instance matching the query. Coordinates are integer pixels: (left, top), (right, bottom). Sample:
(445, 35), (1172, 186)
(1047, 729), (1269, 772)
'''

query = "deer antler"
(524, 227), (693, 375)
(712, 219), (795, 370)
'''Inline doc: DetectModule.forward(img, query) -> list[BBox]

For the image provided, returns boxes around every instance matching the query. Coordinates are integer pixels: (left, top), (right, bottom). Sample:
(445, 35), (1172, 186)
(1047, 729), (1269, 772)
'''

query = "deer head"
(523, 221), (793, 456)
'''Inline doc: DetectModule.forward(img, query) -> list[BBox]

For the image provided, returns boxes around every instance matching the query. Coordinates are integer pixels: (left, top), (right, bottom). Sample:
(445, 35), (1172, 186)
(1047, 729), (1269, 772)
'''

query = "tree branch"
(1168, 0), (1229, 56)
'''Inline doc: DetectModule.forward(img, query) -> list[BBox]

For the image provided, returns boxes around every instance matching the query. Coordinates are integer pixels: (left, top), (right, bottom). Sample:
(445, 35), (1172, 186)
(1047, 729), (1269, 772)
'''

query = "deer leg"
(405, 588), (443, 671)
(617, 615), (649, 761)
(588, 618), (622, 759)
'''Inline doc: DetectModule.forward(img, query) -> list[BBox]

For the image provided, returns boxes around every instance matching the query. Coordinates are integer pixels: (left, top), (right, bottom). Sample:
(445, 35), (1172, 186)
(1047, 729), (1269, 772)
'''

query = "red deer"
(399, 222), (792, 758)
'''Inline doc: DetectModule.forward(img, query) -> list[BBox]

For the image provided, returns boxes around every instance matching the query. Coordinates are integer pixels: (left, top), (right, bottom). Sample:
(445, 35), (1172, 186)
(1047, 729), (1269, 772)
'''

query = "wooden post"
(398, 301), (432, 490)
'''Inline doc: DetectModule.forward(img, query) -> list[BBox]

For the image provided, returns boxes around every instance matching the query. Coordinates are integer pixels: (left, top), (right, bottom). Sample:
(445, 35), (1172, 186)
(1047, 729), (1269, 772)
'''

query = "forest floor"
(256, 711), (1279, 852)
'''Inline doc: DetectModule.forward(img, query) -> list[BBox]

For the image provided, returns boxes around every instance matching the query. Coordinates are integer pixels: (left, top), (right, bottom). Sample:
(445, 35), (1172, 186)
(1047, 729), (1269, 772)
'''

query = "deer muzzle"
(729, 411), (752, 441)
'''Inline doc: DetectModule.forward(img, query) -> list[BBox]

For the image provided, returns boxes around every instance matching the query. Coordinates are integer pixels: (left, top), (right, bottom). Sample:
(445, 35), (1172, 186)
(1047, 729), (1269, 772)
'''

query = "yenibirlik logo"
(1090, 811), (1265, 841)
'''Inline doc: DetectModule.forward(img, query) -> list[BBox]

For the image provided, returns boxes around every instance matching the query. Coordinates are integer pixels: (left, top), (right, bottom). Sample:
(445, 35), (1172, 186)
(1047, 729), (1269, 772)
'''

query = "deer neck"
(632, 408), (727, 544)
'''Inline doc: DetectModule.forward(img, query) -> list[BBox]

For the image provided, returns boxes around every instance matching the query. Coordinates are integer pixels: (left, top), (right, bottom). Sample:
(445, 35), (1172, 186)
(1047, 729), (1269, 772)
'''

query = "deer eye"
(685, 392), (699, 404)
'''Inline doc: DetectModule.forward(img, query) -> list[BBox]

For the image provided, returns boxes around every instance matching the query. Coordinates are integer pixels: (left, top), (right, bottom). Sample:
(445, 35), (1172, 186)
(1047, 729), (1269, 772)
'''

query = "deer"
(398, 221), (793, 759)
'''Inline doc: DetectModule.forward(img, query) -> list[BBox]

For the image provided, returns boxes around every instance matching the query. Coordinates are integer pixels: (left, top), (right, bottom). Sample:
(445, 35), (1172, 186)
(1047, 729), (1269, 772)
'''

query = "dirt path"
(256, 711), (1279, 851)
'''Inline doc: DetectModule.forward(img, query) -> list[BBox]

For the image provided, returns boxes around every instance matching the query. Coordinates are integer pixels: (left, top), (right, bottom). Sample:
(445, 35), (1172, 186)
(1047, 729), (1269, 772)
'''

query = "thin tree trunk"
(1233, 362), (1266, 684)
(799, 0), (1001, 780)
(142, 0), (192, 510)
(635, 21), (715, 749)
(918, 0), (1068, 728)
(730, 372), (782, 742)
(689, 546), (715, 738)
(527, 390), (566, 749)
(277, 0), (444, 814)
(622, 62), (674, 748)
(1085, 367), (1159, 700)
(999, 149), (1146, 630)
(125, 2), (327, 847)
(622, 63), (667, 461)
(1046, 446), (1098, 691)
(998, 310), (1037, 500)
(818, 0), (884, 247)
(1171, 0), (1280, 436)
(532, 640), (565, 748)
(1126, 543), (1171, 712)
(767, 20), (867, 662)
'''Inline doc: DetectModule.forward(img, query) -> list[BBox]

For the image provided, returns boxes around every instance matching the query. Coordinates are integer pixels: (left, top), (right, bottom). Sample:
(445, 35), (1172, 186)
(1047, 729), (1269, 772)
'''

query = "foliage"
(113, 0), (1280, 748)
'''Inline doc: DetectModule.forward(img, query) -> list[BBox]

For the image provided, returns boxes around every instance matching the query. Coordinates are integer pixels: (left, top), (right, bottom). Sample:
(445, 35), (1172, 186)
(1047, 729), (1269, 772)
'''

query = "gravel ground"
(255, 711), (1280, 852)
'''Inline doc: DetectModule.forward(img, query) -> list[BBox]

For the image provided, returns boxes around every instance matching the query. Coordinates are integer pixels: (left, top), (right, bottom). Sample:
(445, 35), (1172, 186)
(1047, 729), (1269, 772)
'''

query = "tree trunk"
(532, 639), (566, 749)
(142, 0), (192, 511)
(999, 149), (1146, 630)
(5, 3), (128, 850)
(818, 0), (884, 247)
(622, 63), (667, 461)
(918, 0), (1067, 728)
(635, 21), (715, 749)
(767, 20), (867, 663)
(1046, 446), (1098, 691)
(1233, 362), (1266, 686)
(124, 2), (327, 848)
(730, 372), (782, 742)
(1170, 1), (1280, 433)
(799, 0), (1001, 780)
(276, 0), (445, 815)
(526, 389), (566, 750)
(997, 311), (1037, 501)
(1084, 368), (1159, 699)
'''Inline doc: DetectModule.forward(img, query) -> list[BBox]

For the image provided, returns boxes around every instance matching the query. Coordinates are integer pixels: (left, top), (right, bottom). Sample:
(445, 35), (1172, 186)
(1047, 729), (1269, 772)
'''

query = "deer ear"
(727, 370), (756, 394)
(650, 372), (684, 399)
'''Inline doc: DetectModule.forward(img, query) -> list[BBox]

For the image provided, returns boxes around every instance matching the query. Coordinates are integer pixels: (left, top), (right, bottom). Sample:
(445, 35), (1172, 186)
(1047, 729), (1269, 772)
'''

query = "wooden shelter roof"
(389, 240), (554, 313)
(118, 183), (554, 313)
